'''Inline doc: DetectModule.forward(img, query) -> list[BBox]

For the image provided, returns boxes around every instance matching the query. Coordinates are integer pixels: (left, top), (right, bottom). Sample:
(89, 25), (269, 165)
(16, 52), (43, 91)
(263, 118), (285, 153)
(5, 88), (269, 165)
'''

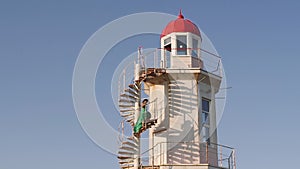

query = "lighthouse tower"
(117, 10), (236, 169)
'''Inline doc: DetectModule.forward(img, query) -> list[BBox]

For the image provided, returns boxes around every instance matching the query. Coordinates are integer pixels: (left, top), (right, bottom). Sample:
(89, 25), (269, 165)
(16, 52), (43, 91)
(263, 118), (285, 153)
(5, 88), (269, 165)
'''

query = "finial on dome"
(178, 9), (184, 19)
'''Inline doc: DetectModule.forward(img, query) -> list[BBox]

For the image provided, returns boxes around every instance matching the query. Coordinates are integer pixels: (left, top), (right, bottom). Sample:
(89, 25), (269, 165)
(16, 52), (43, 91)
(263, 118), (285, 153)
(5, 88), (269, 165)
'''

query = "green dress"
(134, 108), (146, 133)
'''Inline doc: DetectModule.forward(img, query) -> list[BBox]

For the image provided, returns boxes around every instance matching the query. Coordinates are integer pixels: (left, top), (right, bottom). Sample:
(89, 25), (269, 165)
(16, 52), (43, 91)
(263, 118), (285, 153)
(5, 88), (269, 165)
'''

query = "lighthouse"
(117, 10), (236, 169)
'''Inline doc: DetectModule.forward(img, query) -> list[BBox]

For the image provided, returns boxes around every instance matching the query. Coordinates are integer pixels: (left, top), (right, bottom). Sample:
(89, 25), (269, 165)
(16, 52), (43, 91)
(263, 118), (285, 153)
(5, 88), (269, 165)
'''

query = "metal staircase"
(118, 80), (141, 169)
(118, 136), (139, 168)
(117, 72), (160, 168)
(117, 48), (168, 169)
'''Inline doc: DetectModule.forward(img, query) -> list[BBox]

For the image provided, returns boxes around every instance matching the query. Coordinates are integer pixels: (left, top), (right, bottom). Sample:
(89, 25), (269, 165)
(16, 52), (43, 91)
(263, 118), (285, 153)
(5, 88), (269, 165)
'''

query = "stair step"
(124, 115), (133, 119)
(128, 84), (140, 92)
(125, 117), (133, 122)
(119, 146), (137, 152)
(119, 99), (135, 104)
(120, 164), (134, 169)
(121, 113), (133, 118)
(120, 109), (135, 113)
(137, 119), (159, 134)
(123, 141), (138, 148)
(127, 137), (137, 143)
(120, 111), (133, 115)
(120, 165), (134, 169)
(120, 166), (134, 169)
(119, 104), (135, 108)
(118, 156), (133, 160)
(147, 68), (155, 72)
(124, 89), (139, 97)
(118, 151), (135, 156)
(141, 166), (160, 169)
(119, 160), (134, 165)
(145, 119), (158, 128)
(120, 94), (138, 101)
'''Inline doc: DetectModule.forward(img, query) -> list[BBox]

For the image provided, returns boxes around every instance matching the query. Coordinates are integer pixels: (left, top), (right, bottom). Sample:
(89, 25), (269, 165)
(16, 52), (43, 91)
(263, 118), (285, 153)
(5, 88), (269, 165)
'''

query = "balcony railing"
(137, 48), (223, 77)
(140, 141), (236, 169)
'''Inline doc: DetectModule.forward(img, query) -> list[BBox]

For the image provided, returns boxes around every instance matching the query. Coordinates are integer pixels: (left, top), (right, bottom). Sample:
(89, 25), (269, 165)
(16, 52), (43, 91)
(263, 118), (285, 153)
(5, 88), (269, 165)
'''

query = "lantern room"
(160, 10), (203, 69)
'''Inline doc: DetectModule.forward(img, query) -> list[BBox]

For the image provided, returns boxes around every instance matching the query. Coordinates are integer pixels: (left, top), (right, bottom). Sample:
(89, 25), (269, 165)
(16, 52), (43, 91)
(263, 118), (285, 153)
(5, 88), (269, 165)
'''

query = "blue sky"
(1, 1), (300, 169)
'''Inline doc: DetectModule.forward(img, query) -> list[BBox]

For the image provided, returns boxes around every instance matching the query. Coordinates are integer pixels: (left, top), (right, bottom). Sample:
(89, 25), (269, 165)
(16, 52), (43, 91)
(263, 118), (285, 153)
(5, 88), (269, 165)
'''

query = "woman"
(133, 99), (149, 137)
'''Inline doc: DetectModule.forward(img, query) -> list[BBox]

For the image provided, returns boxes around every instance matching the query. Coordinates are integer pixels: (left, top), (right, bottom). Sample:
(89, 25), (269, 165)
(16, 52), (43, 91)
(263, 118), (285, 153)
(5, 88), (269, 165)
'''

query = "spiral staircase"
(117, 80), (141, 169)
(117, 65), (164, 169)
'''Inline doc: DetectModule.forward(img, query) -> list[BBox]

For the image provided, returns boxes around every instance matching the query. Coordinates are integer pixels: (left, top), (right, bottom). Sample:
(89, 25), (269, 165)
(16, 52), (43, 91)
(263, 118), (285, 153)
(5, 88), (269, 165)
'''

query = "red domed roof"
(160, 10), (201, 39)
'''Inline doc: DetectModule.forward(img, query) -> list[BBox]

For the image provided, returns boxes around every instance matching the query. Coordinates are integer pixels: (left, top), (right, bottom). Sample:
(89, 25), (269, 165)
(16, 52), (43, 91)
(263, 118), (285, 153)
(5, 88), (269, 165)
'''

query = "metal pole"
(133, 127), (140, 169)
(164, 49), (166, 68)
(152, 132), (154, 167)
(118, 73), (120, 102)
(220, 145), (223, 167)
(121, 121), (124, 142)
(160, 143), (161, 165)
(206, 142), (209, 164)
(123, 69), (126, 92)
(219, 60), (223, 77)
(154, 50), (156, 68)
(138, 47), (141, 65)
(233, 149), (236, 169)
(133, 50), (141, 169)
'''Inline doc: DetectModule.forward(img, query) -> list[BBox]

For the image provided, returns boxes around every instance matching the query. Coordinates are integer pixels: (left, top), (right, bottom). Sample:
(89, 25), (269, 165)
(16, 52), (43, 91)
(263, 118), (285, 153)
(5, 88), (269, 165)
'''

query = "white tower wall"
(147, 69), (221, 166)
(167, 74), (200, 164)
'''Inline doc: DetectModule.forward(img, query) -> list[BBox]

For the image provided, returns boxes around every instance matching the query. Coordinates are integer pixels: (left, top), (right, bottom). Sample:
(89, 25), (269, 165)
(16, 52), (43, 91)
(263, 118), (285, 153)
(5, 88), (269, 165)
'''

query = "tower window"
(201, 98), (210, 142)
(192, 39), (198, 57)
(202, 98), (210, 112)
(202, 111), (209, 125)
(201, 126), (210, 142)
(164, 37), (171, 45)
(164, 37), (171, 52)
(202, 99), (210, 125)
(176, 35), (187, 55)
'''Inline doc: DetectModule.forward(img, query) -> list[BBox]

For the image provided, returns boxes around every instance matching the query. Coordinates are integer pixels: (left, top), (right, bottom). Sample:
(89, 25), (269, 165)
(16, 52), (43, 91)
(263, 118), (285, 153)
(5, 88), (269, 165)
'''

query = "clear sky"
(1, 1), (300, 169)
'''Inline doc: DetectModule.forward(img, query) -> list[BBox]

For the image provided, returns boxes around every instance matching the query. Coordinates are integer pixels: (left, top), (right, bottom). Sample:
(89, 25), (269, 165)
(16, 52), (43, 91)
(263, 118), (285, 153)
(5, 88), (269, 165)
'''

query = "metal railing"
(139, 48), (223, 77)
(117, 47), (223, 102)
(139, 141), (236, 169)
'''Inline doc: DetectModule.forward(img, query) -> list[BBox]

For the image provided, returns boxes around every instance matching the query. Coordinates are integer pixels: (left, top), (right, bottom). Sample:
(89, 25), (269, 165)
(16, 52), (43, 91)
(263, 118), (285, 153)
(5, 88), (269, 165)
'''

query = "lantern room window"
(192, 38), (198, 57)
(164, 37), (171, 45)
(176, 35), (187, 55)
(164, 37), (171, 52)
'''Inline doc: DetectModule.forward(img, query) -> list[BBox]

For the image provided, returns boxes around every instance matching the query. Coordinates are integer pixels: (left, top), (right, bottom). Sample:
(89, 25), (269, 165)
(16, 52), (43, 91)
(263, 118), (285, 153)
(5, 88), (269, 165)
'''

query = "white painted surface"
(145, 30), (222, 167)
